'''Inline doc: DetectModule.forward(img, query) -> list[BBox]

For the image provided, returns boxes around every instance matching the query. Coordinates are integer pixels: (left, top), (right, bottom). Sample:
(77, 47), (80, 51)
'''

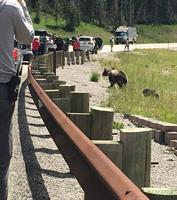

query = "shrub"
(112, 121), (124, 130)
(90, 71), (100, 82)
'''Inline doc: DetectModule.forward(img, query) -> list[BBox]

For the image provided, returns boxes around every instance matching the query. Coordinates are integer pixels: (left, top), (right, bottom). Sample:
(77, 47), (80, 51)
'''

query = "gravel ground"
(56, 53), (177, 188)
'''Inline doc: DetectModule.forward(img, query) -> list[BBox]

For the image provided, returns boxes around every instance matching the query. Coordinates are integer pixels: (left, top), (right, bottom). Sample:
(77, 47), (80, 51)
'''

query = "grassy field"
(31, 12), (177, 44)
(98, 49), (177, 123)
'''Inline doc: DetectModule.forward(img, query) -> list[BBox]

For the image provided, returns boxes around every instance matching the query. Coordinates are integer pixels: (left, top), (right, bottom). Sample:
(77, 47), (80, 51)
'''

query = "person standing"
(109, 36), (114, 52)
(124, 37), (129, 52)
(32, 37), (40, 58)
(54, 35), (64, 51)
(0, 0), (34, 199)
(72, 36), (80, 51)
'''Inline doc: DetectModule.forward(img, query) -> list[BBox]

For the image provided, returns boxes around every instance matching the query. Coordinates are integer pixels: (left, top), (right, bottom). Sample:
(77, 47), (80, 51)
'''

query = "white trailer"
(114, 26), (137, 44)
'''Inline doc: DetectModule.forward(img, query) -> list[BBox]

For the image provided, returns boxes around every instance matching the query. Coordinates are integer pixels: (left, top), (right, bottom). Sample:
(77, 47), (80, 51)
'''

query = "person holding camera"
(0, 0), (34, 199)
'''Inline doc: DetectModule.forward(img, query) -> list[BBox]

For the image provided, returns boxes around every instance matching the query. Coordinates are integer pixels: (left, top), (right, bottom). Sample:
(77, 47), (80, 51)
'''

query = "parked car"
(19, 44), (33, 63)
(14, 40), (33, 64)
(79, 36), (95, 53)
(79, 36), (103, 54)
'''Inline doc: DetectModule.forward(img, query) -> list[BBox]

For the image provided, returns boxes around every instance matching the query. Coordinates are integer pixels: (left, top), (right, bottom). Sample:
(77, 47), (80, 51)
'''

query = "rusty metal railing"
(28, 64), (149, 200)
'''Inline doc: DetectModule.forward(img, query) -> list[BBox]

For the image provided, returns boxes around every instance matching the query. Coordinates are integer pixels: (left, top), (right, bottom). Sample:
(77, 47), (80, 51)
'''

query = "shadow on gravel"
(25, 107), (38, 111)
(25, 94), (32, 98)
(41, 169), (73, 179)
(27, 114), (41, 119)
(18, 80), (50, 200)
(30, 134), (51, 139)
(35, 148), (59, 155)
(26, 101), (35, 105)
(28, 122), (46, 127)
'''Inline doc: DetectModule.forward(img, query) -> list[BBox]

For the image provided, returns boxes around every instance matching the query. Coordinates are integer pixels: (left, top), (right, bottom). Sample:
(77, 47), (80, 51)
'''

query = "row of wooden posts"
(32, 58), (152, 189)
(41, 50), (90, 75)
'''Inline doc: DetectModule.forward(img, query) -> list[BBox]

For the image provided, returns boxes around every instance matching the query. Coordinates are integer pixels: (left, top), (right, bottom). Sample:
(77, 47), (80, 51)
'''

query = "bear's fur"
(142, 88), (159, 98)
(102, 68), (128, 88)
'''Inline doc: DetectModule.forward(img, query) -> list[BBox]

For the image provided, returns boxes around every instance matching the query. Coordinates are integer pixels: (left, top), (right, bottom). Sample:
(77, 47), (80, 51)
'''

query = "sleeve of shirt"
(14, 5), (34, 45)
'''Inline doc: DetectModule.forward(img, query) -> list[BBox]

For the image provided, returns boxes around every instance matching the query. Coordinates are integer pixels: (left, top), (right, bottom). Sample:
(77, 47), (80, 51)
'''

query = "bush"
(112, 121), (124, 130)
(90, 71), (100, 82)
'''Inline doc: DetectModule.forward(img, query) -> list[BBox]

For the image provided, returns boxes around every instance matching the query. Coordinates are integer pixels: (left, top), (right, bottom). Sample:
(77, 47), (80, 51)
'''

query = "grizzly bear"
(102, 68), (128, 88)
(142, 88), (159, 98)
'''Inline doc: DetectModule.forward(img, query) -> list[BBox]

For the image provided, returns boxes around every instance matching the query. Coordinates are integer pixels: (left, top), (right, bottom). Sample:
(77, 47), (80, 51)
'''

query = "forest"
(28, 0), (177, 31)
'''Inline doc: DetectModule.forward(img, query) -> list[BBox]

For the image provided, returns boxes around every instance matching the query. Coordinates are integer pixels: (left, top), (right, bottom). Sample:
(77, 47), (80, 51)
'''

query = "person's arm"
(14, 0), (34, 44)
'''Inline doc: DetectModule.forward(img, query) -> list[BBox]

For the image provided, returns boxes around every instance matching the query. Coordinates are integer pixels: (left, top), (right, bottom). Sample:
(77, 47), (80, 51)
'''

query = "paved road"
(69, 42), (177, 53)
(101, 43), (177, 53)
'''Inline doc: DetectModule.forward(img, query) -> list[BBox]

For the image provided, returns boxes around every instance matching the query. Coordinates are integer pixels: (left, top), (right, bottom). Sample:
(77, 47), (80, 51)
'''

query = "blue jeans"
(0, 83), (15, 200)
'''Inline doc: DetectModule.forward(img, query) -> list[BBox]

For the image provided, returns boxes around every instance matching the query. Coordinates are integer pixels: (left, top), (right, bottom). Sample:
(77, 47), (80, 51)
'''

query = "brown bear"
(102, 68), (128, 88)
(142, 88), (159, 98)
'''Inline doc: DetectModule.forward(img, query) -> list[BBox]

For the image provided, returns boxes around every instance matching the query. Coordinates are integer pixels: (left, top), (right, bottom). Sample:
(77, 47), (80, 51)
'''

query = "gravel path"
(56, 54), (177, 189)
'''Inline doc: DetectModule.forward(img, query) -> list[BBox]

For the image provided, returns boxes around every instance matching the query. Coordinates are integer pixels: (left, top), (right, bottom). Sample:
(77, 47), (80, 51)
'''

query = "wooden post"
(70, 92), (89, 113)
(70, 52), (75, 65)
(53, 80), (66, 88)
(66, 51), (71, 65)
(40, 83), (54, 90)
(61, 50), (65, 67)
(75, 51), (80, 64)
(58, 85), (71, 98)
(44, 89), (60, 99)
(92, 140), (122, 169)
(53, 98), (71, 113)
(120, 128), (152, 187)
(90, 106), (114, 140)
(86, 50), (90, 61)
(80, 50), (85, 64)
(142, 187), (177, 200)
(53, 50), (56, 74)
(67, 113), (91, 138)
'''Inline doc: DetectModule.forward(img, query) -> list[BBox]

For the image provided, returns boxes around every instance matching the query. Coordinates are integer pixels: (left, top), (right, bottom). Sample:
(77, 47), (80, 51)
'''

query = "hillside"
(30, 10), (177, 44)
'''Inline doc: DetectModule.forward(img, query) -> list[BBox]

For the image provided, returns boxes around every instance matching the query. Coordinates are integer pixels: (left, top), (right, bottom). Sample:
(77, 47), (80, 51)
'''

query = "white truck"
(114, 26), (137, 44)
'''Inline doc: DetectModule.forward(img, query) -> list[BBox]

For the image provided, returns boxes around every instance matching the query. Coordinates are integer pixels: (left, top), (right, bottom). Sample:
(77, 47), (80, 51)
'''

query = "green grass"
(31, 11), (177, 44)
(99, 49), (177, 123)
(136, 24), (177, 43)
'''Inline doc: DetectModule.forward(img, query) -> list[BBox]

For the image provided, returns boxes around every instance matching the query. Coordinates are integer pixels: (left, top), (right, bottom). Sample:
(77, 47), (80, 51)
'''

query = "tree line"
(28, 0), (177, 31)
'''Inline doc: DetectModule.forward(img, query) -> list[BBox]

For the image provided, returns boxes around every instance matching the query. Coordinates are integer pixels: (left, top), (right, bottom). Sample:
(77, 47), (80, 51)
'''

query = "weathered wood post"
(86, 50), (90, 61)
(75, 51), (80, 64)
(80, 50), (85, 64)
(67, 113), (91, 138)
(53, 98), (71, 113)
(61, 50), (65, 67)
(92, 140), (122, 169)
(70, 51), (75, 65)
(66, 51), (71, 65)
(53, 49), (56, 74)
(70, 92), (89, 113)
(90, 106), (114, 140)
(120, 128), (152, 187)
(142, 187), (177, 200)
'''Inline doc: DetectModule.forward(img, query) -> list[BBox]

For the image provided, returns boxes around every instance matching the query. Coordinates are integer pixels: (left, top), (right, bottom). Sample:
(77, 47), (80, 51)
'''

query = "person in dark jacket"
(54, 35), (64, 51)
